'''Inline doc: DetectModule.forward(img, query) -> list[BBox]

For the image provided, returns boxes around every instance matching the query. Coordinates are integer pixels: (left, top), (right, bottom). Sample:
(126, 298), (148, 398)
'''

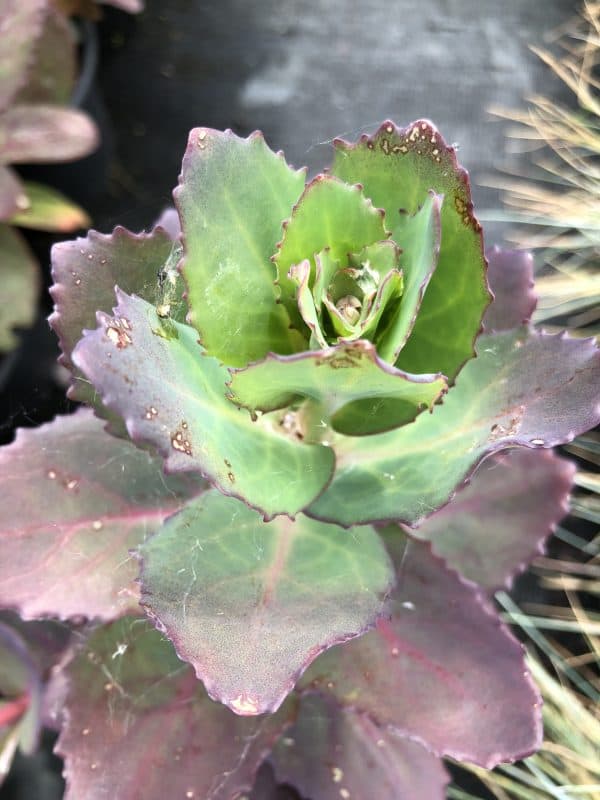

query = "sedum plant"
(0, 119), (599, 799)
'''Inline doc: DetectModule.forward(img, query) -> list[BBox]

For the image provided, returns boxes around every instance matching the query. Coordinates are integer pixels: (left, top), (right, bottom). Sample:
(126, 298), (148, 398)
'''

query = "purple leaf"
(484, 246), (537, 331)
(56, 617), (294, 800)
(0, 105), (98, 164)
(414, 448), (575, 590)
(0, 409), (204, 620)
(301, 540), (542, 768)
(0, 0), (47, 112)
(139, 490), (394, 715)
(270, 694), (450, 800)
(49, 224), (180, 410)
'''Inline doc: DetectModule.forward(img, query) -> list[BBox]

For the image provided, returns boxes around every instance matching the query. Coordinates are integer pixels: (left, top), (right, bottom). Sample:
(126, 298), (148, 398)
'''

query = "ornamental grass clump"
(0, 119), (598, 799)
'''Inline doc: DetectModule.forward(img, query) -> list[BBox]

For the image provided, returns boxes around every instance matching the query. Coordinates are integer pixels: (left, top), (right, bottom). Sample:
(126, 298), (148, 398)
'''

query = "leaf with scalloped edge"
(229, 340), (447, 437)
(274, 175), (388, 321)
(50, 223), (182, 415)
(307, 327), (600, 526)
(301, 540), (542, 768)
(9, 181), (90, 231)
(138, 489), (394, 715)
(413, 448), (574, 591)
(56, 617), (294, 800)
(175, 127), (306, 367)
(269, 694), (450, 800)
(72, 291), (335, 519)
(0, 0), (47, 112)
(0, 409), (204, 620)
(332, 120), (490, 378)
(484, 246), (537, 331)
(0, 223), (39, 352)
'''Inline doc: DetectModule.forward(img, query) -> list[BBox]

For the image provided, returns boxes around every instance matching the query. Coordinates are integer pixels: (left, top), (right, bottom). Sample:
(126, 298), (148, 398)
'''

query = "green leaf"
(229, 340), (447, 437)
(332, 120), (490, 378)
(274, 175), (388, 321)
(72, 291), (335, 519)
(175, 128), (306, 366)
(376, 192), (442, 361)
(139, 489), (394, 715)
(56, 617), (294, 800)
(307, 328), (600, 526)
(10, 181), (90, 232)
(0, 223), (39, 352)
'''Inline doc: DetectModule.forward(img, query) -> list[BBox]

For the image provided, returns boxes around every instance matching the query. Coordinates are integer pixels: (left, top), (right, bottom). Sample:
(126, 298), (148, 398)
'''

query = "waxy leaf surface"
(484, 246), (537, 331)
(270, 694), (449, 800)
(332, 120), (490, 378)
(0, 223), (38, 352)
(139, 490), (394, 715)
(301, 541), (542, 768)
(72, 292), (335, 518)
(175, 128), (305, 366)
(229, 340), (446, 436)
(414, 448), (574, 590)
(308, 328), (600, 526)
(0, 105), (98, 164)
(50, 224), (183, 409)
(0, 409), (204, 620)
(56, 617), (293, 800)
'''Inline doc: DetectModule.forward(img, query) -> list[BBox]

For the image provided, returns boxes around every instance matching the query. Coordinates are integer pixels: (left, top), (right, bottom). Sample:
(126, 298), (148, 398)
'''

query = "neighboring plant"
(0, 119), (599, 799)
(53, 0), (144, 17)
(0, 0), (98, 353)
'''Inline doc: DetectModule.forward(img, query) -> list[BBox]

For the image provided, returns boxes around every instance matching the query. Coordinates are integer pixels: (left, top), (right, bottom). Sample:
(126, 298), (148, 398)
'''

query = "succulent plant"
(0, 0), (98, 353)
(0, 120), (598, 799)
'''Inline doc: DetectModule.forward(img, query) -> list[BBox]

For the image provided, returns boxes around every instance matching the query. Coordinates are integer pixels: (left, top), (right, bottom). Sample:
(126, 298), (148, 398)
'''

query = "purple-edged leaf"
(50, 224), (182, 411)
(0, 0), (46, 112)
(332, 120), (490, 379)
(414, 448), (575, 590)
(72, 291), (335, 518)
(13, 4), (76, 105)
(139, 489), (394, 715)
(153, 206), (181, 240)
(175, 127), (306, 367)
(0, 409), (204, 620)
(100, 0), (143, 11)
(0, 222), (39, 352)
(484, 246), (537, 331)
(56, 617), (293, 800)
(308, 327), (600, 526)
(301, 540), (542, 768)
(270, 694), (450, 800)
(0, 105), (98, 164)
(0, 164), (25, 220)
(229, 340), (447, 437)
(9, 181), (90, 232)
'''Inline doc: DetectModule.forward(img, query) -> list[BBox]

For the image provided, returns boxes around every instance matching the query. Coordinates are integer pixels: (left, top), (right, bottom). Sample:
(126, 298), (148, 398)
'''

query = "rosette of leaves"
(0, 120), (598, 799)
(0, 0), (98, 353)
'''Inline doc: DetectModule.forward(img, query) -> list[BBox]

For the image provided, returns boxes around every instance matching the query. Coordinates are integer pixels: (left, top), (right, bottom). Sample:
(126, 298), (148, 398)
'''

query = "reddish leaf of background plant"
(0, 0), (47, 112)
(301, 540), (542, 768)
(413, 448), (575, 590)
(56, 617), (293, 800)
(0, 165), (25, 220)
(0, 105), (98, 164)
(484, 246), (537, 331)
(139, 490), (394, 715)
(270, 694), (450, 800)
(0, 409), (204, 620)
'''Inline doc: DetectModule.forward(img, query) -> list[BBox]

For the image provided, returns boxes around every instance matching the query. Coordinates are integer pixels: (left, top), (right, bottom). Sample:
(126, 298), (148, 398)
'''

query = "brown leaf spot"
(171, 430), (193, 456)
